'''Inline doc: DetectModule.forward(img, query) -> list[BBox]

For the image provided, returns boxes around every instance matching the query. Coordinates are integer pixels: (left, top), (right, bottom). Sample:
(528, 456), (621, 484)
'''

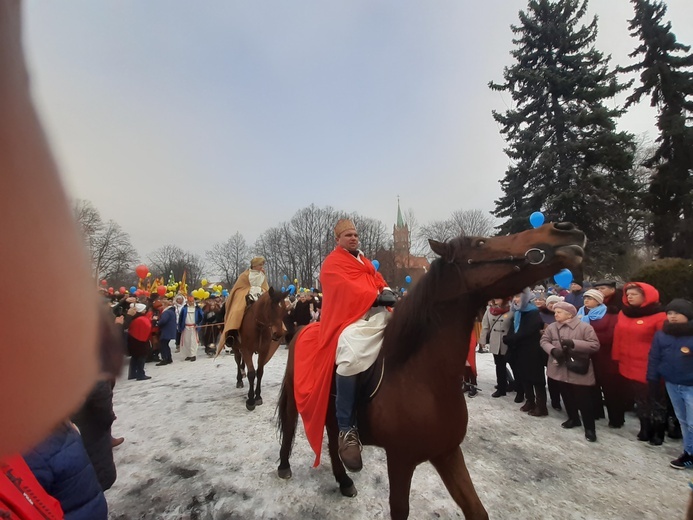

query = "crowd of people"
(478, 279), (693, 471)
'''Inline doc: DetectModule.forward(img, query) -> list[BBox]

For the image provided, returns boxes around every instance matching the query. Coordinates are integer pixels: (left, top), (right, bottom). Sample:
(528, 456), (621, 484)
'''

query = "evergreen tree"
(489, 0), (639, 274)
(622, 0), (693, 259)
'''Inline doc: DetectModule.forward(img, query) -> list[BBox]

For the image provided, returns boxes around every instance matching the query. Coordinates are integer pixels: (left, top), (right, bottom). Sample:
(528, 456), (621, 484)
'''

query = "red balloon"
(135, 289), (143, 296)
(144, 291), (150, 297)
(156, 285), (167, 296)
(119, 286), (127, 293)
(108, 287), (114, 294)
(135, 264), (148, 279)
(100, 279), (107, 286)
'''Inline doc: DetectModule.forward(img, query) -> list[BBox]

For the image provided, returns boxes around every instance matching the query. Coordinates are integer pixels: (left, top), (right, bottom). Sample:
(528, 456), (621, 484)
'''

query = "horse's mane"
(381, 256), (447, 367)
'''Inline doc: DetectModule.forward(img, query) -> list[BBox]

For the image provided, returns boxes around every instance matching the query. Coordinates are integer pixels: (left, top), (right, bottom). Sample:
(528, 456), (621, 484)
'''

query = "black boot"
(649, 421), (666, 446)
(637, 418), (651, 442)
(667, 416), (683, 439)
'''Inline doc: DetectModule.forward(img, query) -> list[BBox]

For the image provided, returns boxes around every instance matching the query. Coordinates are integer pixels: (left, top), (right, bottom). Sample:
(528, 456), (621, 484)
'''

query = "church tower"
(393, 198), (410, 268)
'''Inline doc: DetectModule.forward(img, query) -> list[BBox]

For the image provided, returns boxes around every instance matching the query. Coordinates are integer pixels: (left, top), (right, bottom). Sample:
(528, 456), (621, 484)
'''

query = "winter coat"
(540, 317), (600, 386)
(480, 307), (514, 355)
(538, 307), (556, 326)
(590, 312), (619, 376)
(647, 321), (693, 386)
(71, 381), (116, 491)
(23, 424), (107, 520)
(612, 282), (666, 383)
(157, 306), (178, 341)
(177, 305), (204, 334)
(565, 290), (585, 309)
(504, 308), (545, 384)
(0, 455), (64, 519)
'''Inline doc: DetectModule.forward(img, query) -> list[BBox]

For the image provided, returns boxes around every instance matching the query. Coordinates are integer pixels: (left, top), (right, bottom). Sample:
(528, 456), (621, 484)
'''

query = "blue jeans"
(665, 382), (693, 454)
(335, 374), (357, 432)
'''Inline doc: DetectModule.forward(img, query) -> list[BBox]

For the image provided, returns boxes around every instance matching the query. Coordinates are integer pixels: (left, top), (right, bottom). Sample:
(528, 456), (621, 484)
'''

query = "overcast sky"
(22, 0), (693, 259)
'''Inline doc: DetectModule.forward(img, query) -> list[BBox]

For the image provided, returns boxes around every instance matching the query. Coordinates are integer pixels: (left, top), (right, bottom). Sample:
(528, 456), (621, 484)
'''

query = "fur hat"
(546, 295), (564, 306)
(250, 256), (266, 268)
(666, 299), (693, 320)
(134, 303), (147, 314)
(583, 289), (604, 305)
(334, 218), (356, 238)
(553, 302), (577, 316)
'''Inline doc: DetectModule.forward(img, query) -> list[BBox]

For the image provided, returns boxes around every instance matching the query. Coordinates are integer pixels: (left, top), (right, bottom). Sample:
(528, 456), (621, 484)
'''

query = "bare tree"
(352, 214), (390, 258)
(404, 208), (426, 256)
(73, 199), (138, 283)
(206, 232), (250, 285)
(450, 209), (496, 237)
(148, 245), (206, 289)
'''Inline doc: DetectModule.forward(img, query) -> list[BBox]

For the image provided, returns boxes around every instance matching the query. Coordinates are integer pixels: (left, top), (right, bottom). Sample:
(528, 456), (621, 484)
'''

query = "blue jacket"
(158, 306), (178, 340)
(178, 305), (204, 333)
(23, 423), (108, 520)
(565, 290), (585, 309)
(647, 325), (693, 386)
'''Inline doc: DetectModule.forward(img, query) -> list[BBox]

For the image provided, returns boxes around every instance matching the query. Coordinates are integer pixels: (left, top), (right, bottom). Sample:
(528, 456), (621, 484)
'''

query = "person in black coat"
(504, 288), (548, 416)
(71, 380), (117, 491)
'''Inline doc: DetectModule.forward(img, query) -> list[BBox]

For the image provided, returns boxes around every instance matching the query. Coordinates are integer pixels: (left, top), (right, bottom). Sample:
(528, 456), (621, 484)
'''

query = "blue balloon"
(310, 287), (314, 292)
(405, 275), (412, 284)
(287, 284), (296, 295)
(221, 289), (229, 297)
(554, 269), (573, 289)
(400, 287), (406, 293)
(281, 286), (286, 292)
(283, 275), (288, 281)
(372, 259), (380, 271)
(129, 286), (137, 294)
(529, 211), (545, 228)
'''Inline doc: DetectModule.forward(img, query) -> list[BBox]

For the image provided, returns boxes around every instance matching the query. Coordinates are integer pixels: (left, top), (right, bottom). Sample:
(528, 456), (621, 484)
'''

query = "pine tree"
(489, 0), (640, 273)
(622, 0), (693, 259)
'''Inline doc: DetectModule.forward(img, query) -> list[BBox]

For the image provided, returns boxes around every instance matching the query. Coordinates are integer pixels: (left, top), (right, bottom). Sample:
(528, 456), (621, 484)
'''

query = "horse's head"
(262, 287), (290, 341)
(428, 222), (586, 302)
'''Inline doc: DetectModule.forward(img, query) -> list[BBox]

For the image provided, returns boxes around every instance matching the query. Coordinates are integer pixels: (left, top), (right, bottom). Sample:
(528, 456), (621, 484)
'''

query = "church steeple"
(396, 196), (405, 228)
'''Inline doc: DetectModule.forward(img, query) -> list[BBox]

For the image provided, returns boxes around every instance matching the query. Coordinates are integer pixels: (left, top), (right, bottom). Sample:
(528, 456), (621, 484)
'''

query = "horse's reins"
(464, 247), (552, 271)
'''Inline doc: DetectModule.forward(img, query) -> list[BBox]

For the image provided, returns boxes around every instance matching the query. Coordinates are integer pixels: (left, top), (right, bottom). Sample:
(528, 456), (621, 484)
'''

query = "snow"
(107, 346), (690, 519)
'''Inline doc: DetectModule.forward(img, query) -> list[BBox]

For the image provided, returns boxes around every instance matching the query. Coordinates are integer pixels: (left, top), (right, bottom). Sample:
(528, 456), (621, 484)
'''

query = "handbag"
(556, 328), (590, 375)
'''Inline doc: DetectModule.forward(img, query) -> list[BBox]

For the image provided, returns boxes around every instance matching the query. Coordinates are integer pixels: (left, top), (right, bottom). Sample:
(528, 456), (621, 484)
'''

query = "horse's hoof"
(277, 467), (292, 480)
(236, 381), (244, 388)
(255, 397), (263, 406)
(340, 484), (357, 498)
(246, 400), (255, 411)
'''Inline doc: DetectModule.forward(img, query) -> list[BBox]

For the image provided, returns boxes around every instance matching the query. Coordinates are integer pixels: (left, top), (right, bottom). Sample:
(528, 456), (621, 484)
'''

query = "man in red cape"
(293, 219), (387, 471)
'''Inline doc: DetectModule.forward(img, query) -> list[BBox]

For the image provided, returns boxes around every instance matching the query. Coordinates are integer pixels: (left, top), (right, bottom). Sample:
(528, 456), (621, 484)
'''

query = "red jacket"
(612, 282), (666, 383)
(0, 456), (63, 519)
(294, 247), (386, 466)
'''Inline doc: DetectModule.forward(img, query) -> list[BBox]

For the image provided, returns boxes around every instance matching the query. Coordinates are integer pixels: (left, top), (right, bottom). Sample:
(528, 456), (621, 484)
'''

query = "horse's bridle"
(463, 246), (553, 272)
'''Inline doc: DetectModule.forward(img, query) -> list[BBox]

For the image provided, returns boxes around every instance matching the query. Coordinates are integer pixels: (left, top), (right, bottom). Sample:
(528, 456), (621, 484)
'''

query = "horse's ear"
(268, 287), (275, 298)
(429, 239), (451, 261)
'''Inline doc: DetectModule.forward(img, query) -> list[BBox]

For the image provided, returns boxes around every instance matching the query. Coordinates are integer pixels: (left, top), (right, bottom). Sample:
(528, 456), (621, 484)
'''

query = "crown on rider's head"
(334, 219), (356, 239)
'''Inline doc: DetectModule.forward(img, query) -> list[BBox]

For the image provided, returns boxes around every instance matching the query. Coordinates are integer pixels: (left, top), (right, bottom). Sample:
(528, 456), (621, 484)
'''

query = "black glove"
(373, 289), (397, 307)
(560, 339), (575, 349)
(551, 347), (566, 363)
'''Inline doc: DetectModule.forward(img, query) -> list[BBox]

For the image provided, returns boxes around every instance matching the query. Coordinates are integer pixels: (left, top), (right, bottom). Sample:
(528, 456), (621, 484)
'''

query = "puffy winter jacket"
(23, 424), (107, 520)
(612, 282), (666, 383)
(647, 322), (693, 386)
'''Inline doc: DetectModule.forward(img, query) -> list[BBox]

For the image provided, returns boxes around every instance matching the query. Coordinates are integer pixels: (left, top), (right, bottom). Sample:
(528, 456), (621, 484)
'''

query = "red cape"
(294, 247), (386, 466)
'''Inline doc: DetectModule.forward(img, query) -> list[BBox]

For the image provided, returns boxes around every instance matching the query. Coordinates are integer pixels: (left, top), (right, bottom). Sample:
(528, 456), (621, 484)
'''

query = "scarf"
(513, 303), (538, 333)
(662, 321), (693, 337)
(622, 303), (664, 318)
(578, 303), (607, 323)
(489, 305), (509, 316)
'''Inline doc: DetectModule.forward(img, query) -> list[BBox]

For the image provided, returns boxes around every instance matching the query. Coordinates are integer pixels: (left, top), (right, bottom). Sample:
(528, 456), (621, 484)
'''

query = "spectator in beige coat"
(541, 302), (600, 442)
(480, 299), (515, 399)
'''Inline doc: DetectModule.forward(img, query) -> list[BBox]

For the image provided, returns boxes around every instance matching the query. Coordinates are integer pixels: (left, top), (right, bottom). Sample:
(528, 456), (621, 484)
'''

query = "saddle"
(330, 354), (385, 404)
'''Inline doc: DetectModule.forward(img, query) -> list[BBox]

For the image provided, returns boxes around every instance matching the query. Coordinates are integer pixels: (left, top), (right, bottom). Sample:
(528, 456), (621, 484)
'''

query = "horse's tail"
(276, 327), (302, 462)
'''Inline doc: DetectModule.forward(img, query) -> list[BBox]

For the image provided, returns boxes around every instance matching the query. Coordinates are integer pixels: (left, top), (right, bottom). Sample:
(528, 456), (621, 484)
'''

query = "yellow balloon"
(201, 279), (208, 287)
(294, 278), (298, 283)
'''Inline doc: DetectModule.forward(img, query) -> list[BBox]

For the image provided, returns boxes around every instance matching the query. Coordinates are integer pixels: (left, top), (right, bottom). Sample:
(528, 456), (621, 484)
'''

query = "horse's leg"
(242, 350), (257, 411)
(234, 350), (244, 388)
(429, 446), (489, 520)
(325, 399), (356, 497)
(385, 452), (415, 520)
(254, 350), (266, 406)
(278, 363), (298, 480)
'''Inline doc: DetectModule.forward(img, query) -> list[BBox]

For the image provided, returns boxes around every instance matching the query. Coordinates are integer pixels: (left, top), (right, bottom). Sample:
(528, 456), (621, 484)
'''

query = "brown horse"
(234, 287), (289, 411)
(276, 222), (586, 520)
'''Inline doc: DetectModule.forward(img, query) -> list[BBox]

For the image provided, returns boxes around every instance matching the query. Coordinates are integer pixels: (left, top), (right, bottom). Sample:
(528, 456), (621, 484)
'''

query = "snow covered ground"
(107, 345), (690, 519)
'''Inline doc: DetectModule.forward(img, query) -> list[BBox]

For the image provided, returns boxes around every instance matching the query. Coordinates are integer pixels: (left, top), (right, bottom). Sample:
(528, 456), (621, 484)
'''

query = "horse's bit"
(464, 246), (552, 271)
